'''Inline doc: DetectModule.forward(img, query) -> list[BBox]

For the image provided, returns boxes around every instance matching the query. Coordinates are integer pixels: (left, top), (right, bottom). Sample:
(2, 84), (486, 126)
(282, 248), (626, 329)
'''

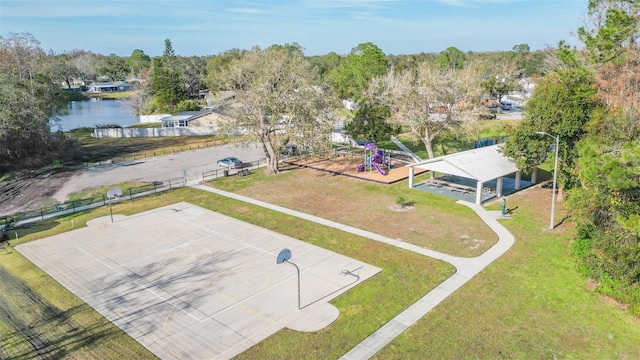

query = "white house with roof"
(160, 109), (232, 128)
(87, 81), (133, 93)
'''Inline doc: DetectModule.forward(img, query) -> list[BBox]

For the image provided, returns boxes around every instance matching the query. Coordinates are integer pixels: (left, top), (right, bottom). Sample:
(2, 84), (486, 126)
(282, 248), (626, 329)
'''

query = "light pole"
(535, 132), (559, 230)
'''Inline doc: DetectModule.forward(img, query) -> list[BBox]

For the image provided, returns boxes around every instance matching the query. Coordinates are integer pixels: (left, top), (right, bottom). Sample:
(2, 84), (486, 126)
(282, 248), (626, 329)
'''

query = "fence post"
(129, 189), (133, 199)
(72, 201), (76, 213)
(41, 209), (44, 222)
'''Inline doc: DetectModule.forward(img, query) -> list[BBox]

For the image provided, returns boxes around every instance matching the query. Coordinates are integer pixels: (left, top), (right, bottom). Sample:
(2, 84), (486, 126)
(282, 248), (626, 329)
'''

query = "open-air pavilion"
(407, 144), (536, 204)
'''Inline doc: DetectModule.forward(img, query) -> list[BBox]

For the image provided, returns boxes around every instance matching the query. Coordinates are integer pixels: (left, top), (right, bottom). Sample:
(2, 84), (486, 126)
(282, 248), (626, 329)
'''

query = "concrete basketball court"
(16, 202), (381, 359)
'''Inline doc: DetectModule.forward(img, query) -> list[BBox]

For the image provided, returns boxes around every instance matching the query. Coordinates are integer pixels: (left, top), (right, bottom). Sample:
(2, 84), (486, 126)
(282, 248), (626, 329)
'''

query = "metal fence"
(0, 159), (268, 235)
(0, 177), (186, 233)
(201, 159), (265, 182)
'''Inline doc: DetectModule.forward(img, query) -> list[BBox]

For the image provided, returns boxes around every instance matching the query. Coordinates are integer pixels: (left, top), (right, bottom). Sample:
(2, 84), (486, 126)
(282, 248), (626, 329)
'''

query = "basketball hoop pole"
(106, 187), (122, 224)
(285, 259), (301, 310)
(276, 248), (300, 310)
(108, 197), (114, 223)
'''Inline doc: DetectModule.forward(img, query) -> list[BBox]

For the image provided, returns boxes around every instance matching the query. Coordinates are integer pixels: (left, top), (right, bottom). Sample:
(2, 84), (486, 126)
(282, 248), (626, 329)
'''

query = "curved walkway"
(191, 184), (515, 359)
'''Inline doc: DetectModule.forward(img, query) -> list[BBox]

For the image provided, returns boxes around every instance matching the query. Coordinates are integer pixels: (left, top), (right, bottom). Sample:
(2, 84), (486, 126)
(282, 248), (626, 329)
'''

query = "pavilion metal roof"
(409, 144), (518, 183)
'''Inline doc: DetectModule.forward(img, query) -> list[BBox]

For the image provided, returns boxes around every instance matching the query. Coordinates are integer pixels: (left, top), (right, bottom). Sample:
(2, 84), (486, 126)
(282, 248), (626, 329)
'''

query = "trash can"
(223, 169), (229, 177)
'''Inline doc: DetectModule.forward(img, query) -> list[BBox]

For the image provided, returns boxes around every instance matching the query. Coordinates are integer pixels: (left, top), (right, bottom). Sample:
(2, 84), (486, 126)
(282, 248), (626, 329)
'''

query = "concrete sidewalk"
(191, 185), (515, 359)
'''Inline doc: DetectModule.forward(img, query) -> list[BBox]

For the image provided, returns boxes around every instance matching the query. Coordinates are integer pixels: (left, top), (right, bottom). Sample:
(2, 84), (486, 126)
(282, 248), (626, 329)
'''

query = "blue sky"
(1, 0), (588, 57)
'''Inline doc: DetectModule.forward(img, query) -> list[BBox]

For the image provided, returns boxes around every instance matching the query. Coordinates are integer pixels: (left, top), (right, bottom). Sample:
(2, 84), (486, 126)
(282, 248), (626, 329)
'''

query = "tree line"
(0, 31), (545, 174)
(503, 0), (640, 315)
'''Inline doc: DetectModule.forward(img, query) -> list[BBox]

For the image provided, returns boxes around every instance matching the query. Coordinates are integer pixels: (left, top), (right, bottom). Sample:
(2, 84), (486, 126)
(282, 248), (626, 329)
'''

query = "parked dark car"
(281, 144), (298, 155)
(478, 113), (497, 120)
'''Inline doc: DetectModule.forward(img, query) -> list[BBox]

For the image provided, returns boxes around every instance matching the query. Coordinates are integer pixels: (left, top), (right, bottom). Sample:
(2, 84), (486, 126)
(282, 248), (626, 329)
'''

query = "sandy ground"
(285, 154), (426, 184)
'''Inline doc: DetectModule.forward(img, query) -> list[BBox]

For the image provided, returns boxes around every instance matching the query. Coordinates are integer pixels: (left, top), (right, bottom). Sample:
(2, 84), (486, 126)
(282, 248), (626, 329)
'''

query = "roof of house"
(90, 81), (131, 88)
(409, 144), (518, 183)
(161, 109), (215, 123)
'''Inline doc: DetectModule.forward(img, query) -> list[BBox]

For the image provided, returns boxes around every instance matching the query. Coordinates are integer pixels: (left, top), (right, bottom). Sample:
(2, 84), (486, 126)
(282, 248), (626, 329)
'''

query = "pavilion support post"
(531, 168), (537, 184)
(475, 181), (483, 204)
(515, 172), (521, 190)
(408, 167), (414, 188)
(496, 177), (504, 197)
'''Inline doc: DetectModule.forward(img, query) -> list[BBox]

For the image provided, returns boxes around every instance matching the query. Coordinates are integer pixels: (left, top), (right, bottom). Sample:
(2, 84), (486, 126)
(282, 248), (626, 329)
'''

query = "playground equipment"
(357, 142), (393, 175)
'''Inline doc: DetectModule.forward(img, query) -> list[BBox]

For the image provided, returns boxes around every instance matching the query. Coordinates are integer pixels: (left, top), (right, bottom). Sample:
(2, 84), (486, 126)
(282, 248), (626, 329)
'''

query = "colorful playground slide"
(357, 162), (386, 175)
(372, 162), (386, 175)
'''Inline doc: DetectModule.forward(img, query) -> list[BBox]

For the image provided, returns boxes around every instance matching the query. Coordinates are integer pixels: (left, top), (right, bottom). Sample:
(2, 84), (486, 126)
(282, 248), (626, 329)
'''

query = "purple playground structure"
(357, 142), (393, 175)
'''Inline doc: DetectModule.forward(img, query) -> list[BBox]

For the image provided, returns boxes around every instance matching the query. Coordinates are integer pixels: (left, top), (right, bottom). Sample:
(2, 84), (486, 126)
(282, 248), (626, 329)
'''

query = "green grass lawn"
(86, 91), (137, 99)
(209, 165), (499, 257)
(2, 187), (453, 359)
(375, 190), (640, 359)
(67, 129), (227, 164)
(3, 157), (640, 358)
(387, 121), (520, 160)
(209, 167), (640, 358)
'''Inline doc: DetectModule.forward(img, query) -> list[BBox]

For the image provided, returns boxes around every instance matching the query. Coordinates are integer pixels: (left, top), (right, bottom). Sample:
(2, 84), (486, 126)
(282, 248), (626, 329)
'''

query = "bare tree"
(370, 62), (484, 158)
(0, 33), (69, 173)
(0, 32), (46, 83)
(69, 49), (100, 83)
(118, 94), (146, 116)
(217, 45), (335, 175)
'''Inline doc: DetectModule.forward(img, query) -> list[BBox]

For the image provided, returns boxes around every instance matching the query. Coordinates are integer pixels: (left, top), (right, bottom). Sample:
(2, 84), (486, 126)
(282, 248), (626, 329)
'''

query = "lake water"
(51, 98), (139, 131)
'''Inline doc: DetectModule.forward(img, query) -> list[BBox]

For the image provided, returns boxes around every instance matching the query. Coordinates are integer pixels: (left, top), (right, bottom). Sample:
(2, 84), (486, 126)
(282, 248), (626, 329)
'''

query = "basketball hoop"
(106, 187), (122, 223)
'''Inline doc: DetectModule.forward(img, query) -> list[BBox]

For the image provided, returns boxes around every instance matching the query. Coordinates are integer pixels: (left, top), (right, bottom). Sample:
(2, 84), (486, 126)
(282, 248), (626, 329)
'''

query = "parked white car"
(217, 157), (243, 168)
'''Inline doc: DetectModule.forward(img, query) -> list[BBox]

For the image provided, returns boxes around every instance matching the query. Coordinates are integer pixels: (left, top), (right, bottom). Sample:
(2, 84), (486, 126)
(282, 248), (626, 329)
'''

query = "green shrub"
(396, 196), (414, 208)
(596, 274), (640, 316)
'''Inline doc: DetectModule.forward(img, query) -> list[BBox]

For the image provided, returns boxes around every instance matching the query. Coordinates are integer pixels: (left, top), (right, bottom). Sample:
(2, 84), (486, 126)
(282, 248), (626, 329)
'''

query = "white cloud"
(306, 0), (401, 10)
(224, 7), (267, 15)
(438, 0), (521, 7)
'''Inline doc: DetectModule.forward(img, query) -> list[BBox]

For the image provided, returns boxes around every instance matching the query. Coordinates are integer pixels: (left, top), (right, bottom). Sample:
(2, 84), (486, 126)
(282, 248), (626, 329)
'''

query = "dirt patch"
(0, 170), (75, 217)
(586, 278), (630, 311)
(387, 205), (416, 212)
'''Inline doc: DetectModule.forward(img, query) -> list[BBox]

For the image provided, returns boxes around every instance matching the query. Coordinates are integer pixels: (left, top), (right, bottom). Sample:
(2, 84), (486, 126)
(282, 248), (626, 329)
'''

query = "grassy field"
(67, 129), (229, 163)
(1, 186), (453, 359)
(210, 164), (498, 257)
(2, 154), (640, 358)
(382, 121), (520, 160)
(210, 166), (640, 359)
(375, 187), (640, 359)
